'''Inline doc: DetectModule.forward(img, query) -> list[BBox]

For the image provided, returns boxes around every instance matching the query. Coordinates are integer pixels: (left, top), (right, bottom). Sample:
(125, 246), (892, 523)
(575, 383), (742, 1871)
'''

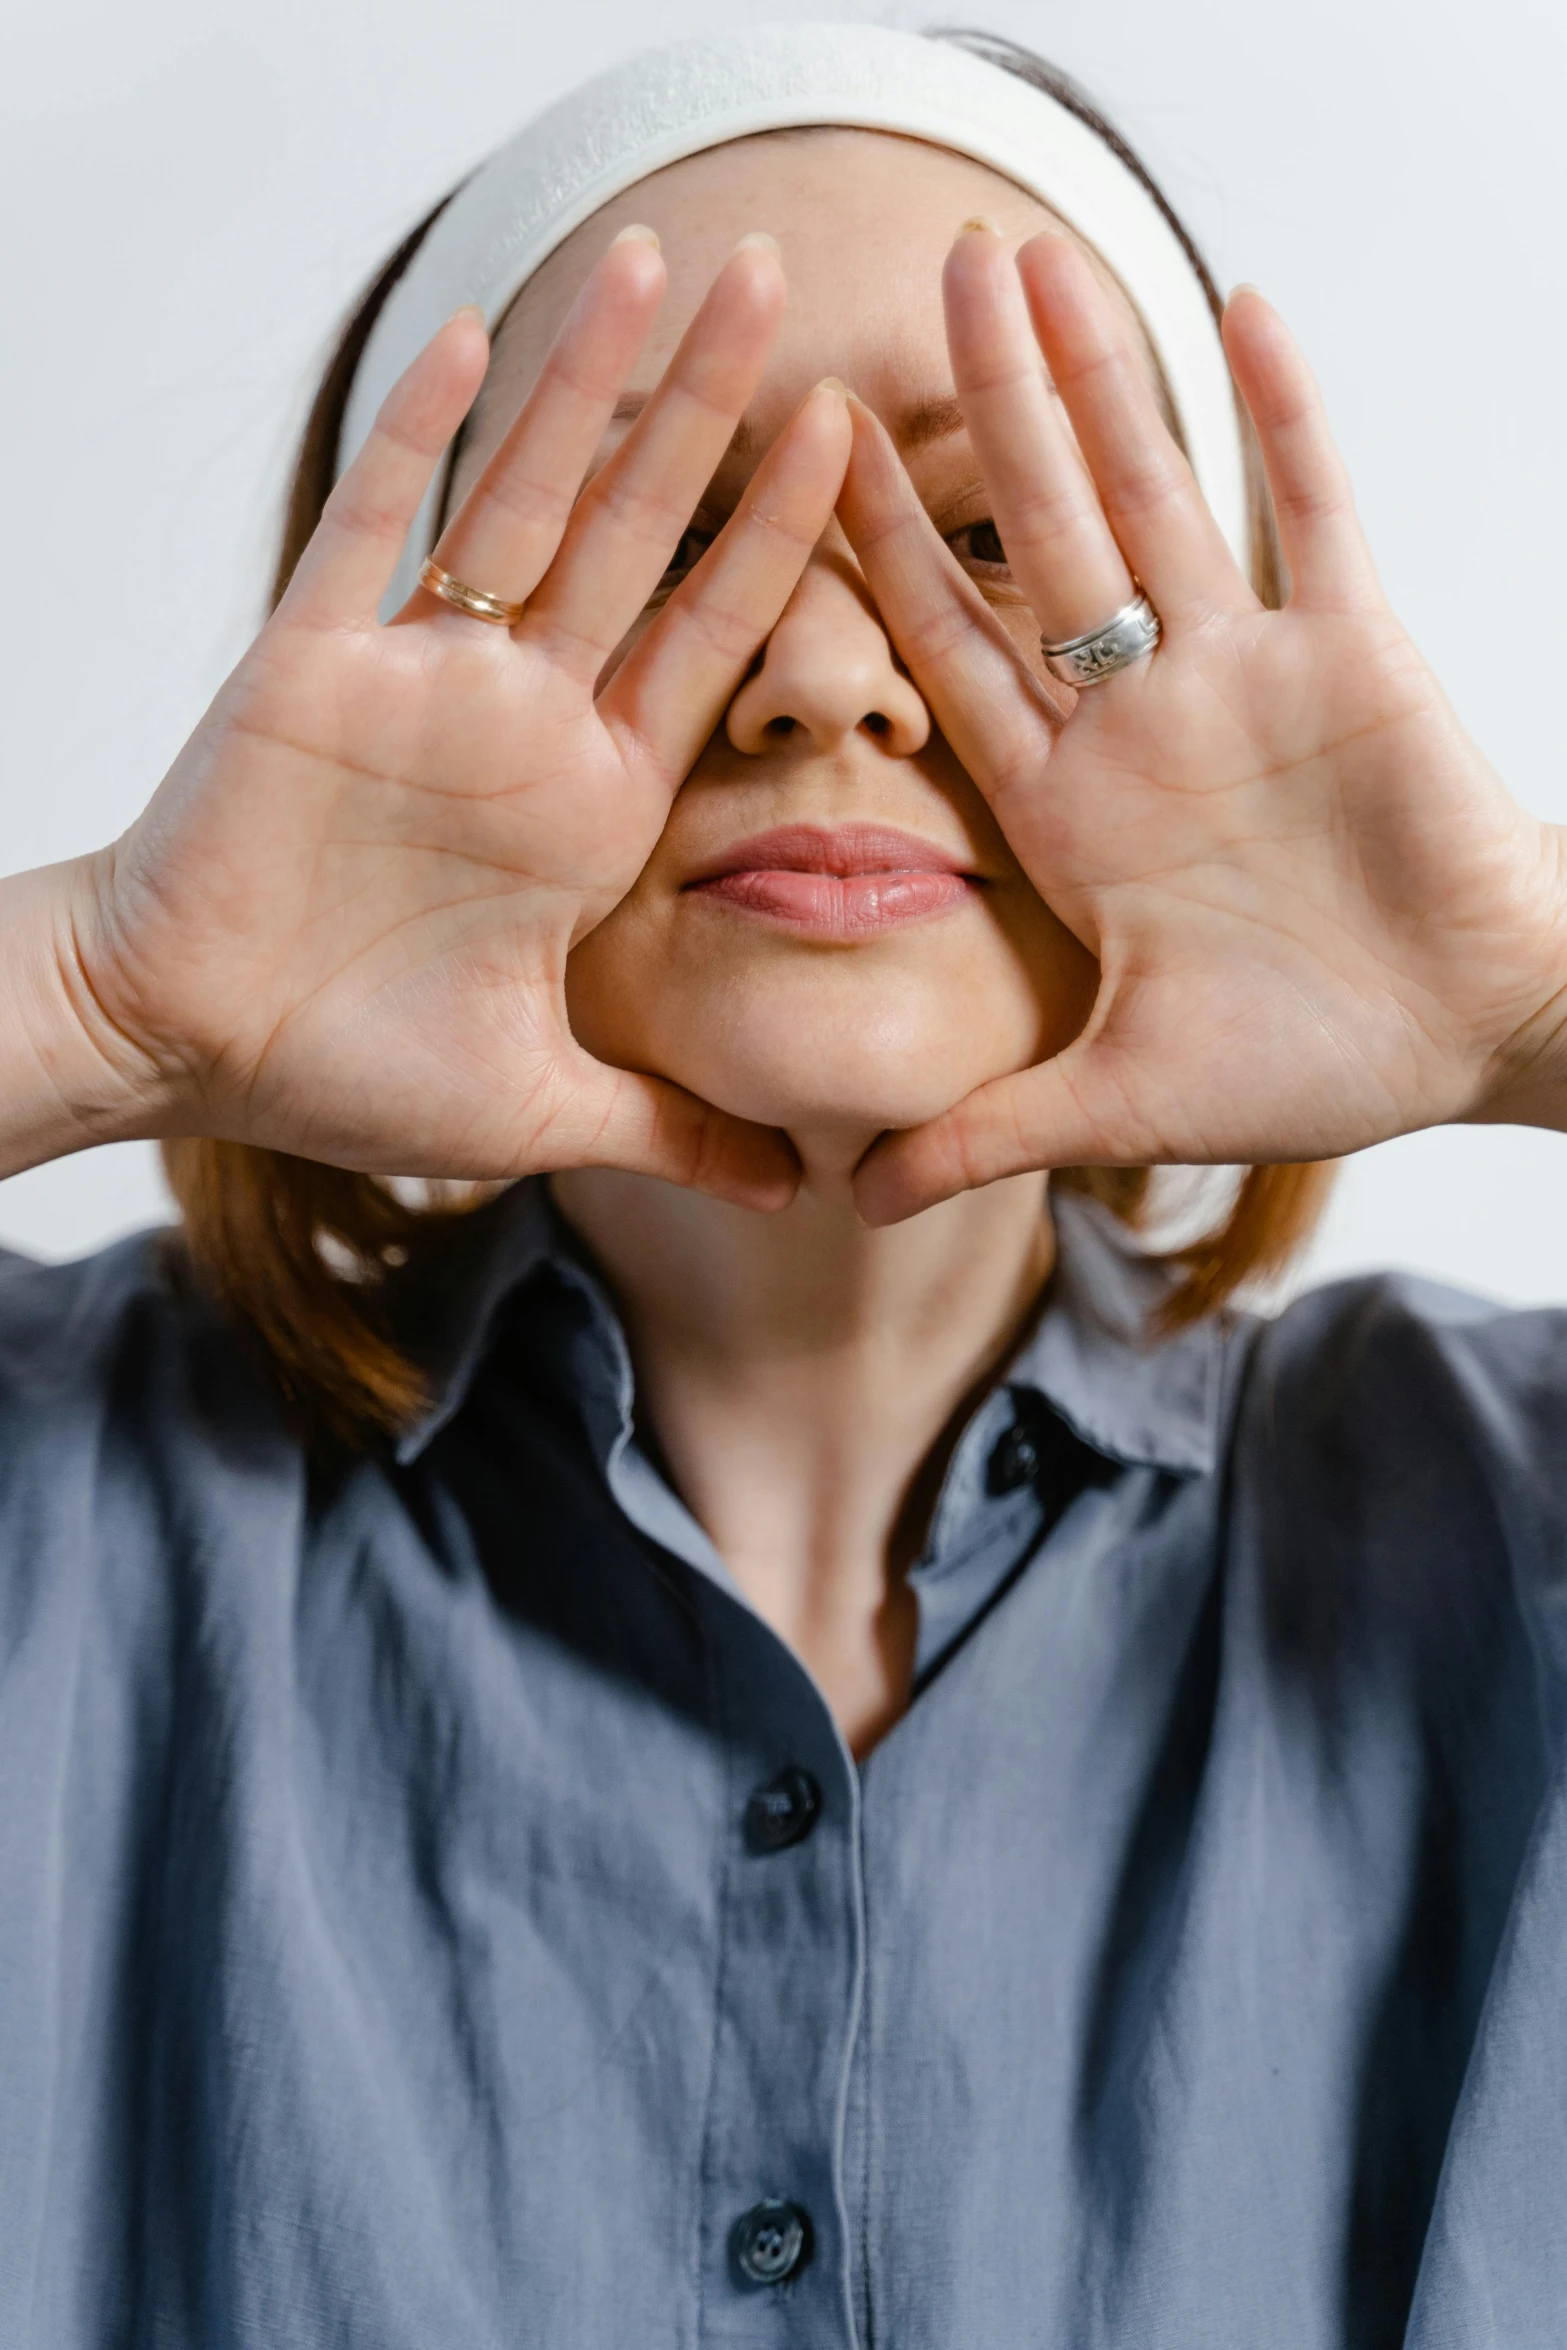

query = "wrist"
(0, 854), (178, 1179)
(1479, 994), (1567, 1136)
(1467, 827), (1567, 1137)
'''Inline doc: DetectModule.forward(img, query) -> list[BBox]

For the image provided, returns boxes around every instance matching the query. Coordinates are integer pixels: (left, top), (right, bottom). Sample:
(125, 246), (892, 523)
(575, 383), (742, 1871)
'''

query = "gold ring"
(418, 556), (527, 629)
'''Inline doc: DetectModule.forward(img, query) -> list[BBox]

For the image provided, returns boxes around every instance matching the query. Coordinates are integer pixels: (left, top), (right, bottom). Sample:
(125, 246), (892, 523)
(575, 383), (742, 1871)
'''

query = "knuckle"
(954, 356), (1042, 405)
(1103, 449), (1188, 523)
(685, 1110), (724, 1191)
(369, 407), (441, 465)
(321, 488), (407, 546)
(543, 349), (628, 412)
(1004, 478), (1103, 551)
(848, 503), (923, 561)
(1263, 386), (1326, 436)
(1275, 478), (1350, 529)
(1051, 337), (1125, 398)
(527, 613), (608, 672)
(952, 1113), (999, 1194)
(739, 500), (819, 556)
(665, 594), (758, 665)
(671, 373), (742, 430)
(476, 468), (574, 538)
(592, 472), (689, 547)
(896, 600), (976, 667)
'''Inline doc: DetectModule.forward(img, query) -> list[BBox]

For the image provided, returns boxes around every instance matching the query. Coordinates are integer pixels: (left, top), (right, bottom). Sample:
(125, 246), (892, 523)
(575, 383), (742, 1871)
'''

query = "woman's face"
(451, 130), (1128, 1155)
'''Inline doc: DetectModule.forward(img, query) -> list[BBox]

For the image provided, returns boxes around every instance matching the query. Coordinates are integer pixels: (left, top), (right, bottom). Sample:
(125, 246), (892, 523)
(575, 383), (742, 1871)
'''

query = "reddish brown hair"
(161, 38), (1333, 1447)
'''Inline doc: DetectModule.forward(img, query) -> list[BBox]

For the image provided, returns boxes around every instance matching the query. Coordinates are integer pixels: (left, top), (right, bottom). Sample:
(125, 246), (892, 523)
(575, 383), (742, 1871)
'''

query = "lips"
(684, 824), (980, 938)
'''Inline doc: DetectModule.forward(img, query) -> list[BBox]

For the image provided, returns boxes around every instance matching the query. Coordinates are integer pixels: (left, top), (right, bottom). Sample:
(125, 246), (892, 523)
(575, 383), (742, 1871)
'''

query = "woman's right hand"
(3, 229), (849, 1204)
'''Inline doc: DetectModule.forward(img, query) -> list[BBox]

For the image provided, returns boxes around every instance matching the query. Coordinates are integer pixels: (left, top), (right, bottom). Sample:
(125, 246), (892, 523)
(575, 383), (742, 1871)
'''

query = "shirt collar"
(395, 1179), (557, 1465)
(396, 1177), (1227, 1480)
(1004, 1188), (1226, 1476)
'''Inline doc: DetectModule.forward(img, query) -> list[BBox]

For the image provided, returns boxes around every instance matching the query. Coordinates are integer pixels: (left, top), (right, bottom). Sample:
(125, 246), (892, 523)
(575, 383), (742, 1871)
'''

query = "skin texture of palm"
(838, 225), (1567, 1221)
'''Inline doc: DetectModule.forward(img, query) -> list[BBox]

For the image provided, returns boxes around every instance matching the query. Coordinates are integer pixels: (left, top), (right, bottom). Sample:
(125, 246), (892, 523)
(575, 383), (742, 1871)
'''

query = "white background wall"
(3, 0), (1564, 1302)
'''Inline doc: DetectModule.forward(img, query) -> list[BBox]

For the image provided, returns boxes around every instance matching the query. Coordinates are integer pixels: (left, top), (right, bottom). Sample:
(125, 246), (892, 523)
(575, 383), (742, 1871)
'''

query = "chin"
(572, 957), (1052, 1137)
(674, 1039), (980, 1137)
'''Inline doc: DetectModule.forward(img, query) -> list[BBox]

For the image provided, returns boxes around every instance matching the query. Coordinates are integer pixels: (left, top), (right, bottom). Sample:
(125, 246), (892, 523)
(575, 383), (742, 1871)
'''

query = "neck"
(551, 1134), (1054, 1756)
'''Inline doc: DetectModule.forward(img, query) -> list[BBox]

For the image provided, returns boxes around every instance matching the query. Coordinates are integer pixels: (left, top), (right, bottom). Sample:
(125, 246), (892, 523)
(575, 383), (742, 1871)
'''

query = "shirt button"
(732, 2198), (811, 2285)
(987, 1418), (1042, 1496)
(743, 1765), (821, 1854)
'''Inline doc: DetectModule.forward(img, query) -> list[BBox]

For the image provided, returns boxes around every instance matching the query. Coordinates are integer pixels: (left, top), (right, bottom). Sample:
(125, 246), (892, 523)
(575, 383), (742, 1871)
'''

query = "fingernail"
(734, 230), (781, 258)
(612, 222), (661, 250)
(959, 215), (1000, 236)
(447, 303), (486, 326)
(814, 376), (849, 397)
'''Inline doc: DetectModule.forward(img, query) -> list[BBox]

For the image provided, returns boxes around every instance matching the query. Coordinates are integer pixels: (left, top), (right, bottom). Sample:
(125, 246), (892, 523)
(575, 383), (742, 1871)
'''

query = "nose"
(725, 528), (930, 758)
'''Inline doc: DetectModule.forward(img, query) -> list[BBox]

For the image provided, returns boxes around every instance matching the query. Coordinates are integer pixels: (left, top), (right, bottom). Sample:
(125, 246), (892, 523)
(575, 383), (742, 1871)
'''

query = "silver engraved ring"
(1041, 592), (1162, 688)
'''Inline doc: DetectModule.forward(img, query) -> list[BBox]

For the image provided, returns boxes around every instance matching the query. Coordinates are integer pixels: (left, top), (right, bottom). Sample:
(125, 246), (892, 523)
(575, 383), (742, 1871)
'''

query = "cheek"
(564, 878), (1097, 1131)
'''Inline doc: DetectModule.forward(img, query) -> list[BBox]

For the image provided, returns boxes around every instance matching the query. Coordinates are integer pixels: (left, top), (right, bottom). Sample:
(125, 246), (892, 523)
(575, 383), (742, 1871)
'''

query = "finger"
(518, 234), (787, 675)
(942, 221), (1134, 643)
(1014, 231), (1250, 622)
(281, 311), (491, 627)
(597, 379), (851, 780)
(853, 1046), (1155, 1225)
(1222, 287), (1384, 613)
(423, 226), (667, 615)
(552, 1050), (800, 1210)
(835, 396), (1067, 808)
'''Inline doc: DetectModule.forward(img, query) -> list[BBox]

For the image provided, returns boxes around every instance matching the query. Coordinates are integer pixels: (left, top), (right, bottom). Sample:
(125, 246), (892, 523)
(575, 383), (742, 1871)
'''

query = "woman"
(1, 21), (1563, 2344)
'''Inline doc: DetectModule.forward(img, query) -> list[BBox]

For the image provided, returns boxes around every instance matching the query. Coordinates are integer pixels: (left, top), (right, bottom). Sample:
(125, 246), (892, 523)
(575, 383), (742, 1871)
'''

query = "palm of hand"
(1003, 604), (1562, 1165)
(839, 227), (1567, 1218)
(80, 232), (850, 1204)
(109, 613), (672, 1175)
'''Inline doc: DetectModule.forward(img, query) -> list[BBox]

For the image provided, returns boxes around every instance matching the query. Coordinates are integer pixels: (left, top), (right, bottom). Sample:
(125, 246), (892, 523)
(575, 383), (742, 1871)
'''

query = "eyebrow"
(609, 388), (969, 459)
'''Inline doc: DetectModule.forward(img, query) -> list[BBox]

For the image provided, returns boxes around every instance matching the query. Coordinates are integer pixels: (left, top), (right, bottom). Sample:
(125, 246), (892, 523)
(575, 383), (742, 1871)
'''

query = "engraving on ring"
(1041, 593), (1161, 687)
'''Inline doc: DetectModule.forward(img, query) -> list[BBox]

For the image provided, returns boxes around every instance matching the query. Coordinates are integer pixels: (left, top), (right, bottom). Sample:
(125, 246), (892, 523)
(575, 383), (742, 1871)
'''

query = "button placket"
(692, 1601), (861, 2346)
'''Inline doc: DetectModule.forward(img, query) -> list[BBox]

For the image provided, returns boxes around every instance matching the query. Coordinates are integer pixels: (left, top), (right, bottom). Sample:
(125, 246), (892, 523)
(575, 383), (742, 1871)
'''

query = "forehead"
(478, 127), (1143, 429)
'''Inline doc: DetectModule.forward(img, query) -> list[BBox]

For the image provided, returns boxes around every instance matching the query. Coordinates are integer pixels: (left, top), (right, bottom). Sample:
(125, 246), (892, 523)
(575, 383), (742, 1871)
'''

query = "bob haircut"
(161, 31), (1335, 1447)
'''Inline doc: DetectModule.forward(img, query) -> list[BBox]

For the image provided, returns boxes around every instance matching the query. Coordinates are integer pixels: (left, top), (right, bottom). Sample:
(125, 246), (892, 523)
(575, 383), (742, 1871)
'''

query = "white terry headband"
(338, 23), (1248, 617)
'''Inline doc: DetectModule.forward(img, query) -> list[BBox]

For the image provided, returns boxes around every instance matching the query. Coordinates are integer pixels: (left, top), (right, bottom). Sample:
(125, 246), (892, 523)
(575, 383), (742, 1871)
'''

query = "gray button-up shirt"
(1, 1180), (1564, 2347)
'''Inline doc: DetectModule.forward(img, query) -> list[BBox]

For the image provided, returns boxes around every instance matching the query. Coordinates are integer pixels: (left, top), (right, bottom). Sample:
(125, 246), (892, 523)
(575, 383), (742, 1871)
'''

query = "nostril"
(863, 712), (890, 738)
(764, 716), (796, 738)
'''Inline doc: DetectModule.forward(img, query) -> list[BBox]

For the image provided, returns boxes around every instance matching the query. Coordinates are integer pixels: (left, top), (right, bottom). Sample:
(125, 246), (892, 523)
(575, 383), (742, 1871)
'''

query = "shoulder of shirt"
(0, 1225), (168, 1368)
(1256, 1257), (1567, 1373)
(1239, 1260), (1567, 1501)
(0, 1224), (283, 1445)
(1223, 1265), (1567, 1698)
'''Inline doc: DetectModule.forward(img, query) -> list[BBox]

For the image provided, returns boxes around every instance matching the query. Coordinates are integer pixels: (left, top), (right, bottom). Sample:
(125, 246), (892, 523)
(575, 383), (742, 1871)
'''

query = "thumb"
(852, 1046), (1159, 1225)
(558, 1052), (800, 1211)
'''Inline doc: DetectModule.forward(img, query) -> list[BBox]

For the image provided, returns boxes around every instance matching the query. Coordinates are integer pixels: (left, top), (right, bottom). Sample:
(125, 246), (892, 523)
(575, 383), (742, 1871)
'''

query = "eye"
(946, 518), (1009, 568)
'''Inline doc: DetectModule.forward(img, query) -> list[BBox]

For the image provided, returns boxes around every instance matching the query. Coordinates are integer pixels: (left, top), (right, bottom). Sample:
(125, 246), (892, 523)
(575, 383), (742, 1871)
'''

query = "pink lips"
(685, 824), (979, 937)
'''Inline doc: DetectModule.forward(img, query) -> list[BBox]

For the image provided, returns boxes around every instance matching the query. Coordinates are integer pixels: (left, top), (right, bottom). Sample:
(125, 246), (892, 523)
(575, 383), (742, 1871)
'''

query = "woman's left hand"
(838, 223), (1567, 1223)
